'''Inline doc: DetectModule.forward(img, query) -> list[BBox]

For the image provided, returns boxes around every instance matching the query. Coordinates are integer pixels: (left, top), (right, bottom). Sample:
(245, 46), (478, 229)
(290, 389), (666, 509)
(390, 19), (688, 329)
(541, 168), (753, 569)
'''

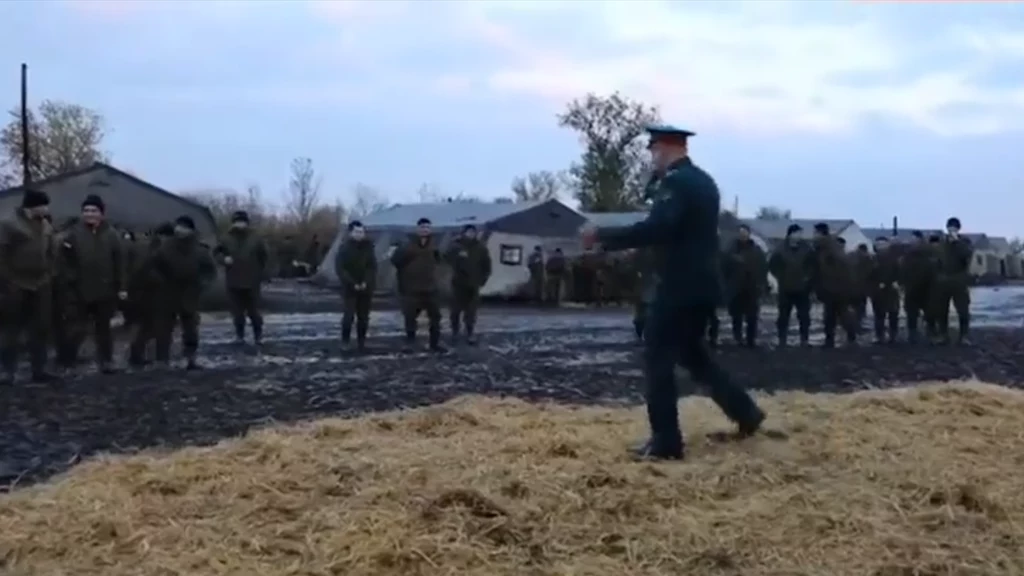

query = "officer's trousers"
(643, 300), (762, 451)
(931, 281), (970, 340)
(904, 285), (935, 340)
(727, 290), (759, 346)
(342, 289), (372, 344)
(449, 285), (480, 336)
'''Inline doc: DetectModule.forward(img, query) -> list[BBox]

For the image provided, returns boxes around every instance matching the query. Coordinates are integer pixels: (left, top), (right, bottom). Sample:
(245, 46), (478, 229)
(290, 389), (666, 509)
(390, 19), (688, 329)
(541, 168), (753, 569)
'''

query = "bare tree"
(1010, 237), (1023, 255)
(416, 182), (480, 203)
(755, 206), (792, 220)
(493, 196), (514, 204)
(0, 99), (110, 183)
(511, 170), (565, 202)
(286, 157), (322, 231)
(559, 92), (660, 212)
(349, 183), (392, 219)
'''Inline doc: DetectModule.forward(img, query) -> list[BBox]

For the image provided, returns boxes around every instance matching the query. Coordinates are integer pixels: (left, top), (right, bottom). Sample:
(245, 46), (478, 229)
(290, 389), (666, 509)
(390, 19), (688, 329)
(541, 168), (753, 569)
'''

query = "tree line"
(3, 97), (1020, 254)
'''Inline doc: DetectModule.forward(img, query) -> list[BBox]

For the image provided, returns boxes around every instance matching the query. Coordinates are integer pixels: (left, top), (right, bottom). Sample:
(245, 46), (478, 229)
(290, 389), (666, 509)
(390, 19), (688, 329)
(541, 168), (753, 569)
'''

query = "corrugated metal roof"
(988, 236), (1011, 253)
(361, 200), (550, 228)
(742, 218), (855, 241)
(582, 211), (649, 227)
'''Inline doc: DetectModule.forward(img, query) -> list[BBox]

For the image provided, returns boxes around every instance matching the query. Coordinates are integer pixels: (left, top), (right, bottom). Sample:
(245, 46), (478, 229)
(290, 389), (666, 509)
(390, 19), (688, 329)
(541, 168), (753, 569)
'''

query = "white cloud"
(460, 1), (1024, 136)
(65, 0), (1024, 136)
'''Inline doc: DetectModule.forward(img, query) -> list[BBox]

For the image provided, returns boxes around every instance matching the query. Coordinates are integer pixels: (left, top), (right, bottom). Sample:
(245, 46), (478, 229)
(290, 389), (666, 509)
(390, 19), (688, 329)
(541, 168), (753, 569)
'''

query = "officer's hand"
(580, 224), (598, 249)
(117, 290), (128, 300)
(224, 256), (234, 266)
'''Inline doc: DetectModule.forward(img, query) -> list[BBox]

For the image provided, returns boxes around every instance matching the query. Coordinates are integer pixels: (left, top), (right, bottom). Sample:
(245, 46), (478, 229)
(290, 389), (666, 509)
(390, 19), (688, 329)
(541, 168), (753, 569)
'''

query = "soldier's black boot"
(31, 369), (59, 384)
(252, 320), (263, 347)
(633, 320), (644, 341)
(403, 332), (416, 351)
(958, 317), (970, 346)
(429, 328), (446, 353)
(185, 354), (201, 370)
(465, 325), (478, 346)
(356, 322), (368, 352)
(233, 320), (245, 345)
(340, 323), (352, 346)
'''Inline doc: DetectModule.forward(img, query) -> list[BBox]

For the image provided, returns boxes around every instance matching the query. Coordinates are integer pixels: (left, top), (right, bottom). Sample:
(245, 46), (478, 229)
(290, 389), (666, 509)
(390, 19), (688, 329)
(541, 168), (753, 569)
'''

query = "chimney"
(892, 216), (898, 236)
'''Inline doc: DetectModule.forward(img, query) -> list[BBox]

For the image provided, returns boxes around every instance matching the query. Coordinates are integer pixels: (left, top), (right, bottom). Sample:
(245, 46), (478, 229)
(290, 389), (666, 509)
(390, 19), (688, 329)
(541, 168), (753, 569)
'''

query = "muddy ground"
(2, 287), (1024, 491)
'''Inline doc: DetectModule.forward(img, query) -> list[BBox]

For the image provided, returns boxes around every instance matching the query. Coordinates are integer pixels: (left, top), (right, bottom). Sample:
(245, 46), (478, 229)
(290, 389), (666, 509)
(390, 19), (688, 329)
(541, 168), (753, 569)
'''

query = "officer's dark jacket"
(335, 238), (377, 291)
(58, 220), (126, 303)
(214, 228), (269, 290)
(597, 157), (721, 306)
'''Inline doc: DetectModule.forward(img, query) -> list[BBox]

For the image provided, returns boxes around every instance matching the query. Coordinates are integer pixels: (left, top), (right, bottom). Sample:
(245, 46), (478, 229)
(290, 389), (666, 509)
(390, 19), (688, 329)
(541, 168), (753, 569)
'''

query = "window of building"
(975, 255), (984, 266)
(499, 244), (523, 265)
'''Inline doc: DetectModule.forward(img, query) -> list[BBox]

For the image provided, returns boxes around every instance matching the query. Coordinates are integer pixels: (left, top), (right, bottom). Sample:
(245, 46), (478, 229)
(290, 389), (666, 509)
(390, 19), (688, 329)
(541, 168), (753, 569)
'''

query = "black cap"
(81, 194), (105, 213)
(646, 124), (696, 145)
(416, 217), (431, 225)
(946, 217), (961, 230)
(462, 224), (477, 232)
(785, 224), (802, 236)
(231, 210), (249, 223)
(175, 215), (196, 230)
(813, 222), (830, 235)
(875, 235), (890, 242)
(912, 230), (923, 239)
(21, 188), (50, 209)
(837, 237), (847, 245)
(155, 222), (175, 237)
(929, 234), (941, 243)
(348, 220), (364, 231)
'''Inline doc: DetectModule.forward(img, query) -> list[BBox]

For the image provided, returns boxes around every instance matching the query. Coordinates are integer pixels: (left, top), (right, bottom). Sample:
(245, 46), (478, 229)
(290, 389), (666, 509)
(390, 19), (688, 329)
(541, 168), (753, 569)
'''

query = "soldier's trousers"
(727, 291), (759, 346)
(341, 290), (371, 343)
(449, 286), (480, 336)
(67, 299), (117, 364)
(633, 300), (648, 339)
(851, 294), (868, 330)
(643, 300), (763, 451)
(228, 287), (263, 341)
(544, 277), (562, 305)
(128, 296), (159, 363)
(402, 291), (441, 344)
(870, 287), (900, 341)
(529, 277), (544, 303)
(707, 309), (720, 346)
(154, 308), (200, 361)
(0, 285), (51, 375)
(776, 291), (811, 345)
(931, 282), (970, 339)
(820, 293), (857, 346)
(904, 285), (935, 340)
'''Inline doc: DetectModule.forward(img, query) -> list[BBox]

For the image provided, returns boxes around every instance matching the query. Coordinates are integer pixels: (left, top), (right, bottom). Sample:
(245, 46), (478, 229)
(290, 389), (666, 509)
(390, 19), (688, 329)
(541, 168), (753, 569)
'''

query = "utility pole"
(20, 63), (31, 186)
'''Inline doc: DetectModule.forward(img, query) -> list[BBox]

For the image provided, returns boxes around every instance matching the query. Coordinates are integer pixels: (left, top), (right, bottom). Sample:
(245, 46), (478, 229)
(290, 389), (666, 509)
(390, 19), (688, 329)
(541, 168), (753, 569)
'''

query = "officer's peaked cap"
(645, 124), (696, 143)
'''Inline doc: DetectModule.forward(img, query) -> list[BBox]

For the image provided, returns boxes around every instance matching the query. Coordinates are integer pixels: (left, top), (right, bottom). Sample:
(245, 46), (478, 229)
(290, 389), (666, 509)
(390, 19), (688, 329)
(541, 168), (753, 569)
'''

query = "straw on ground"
(1, 380), (1023, 576)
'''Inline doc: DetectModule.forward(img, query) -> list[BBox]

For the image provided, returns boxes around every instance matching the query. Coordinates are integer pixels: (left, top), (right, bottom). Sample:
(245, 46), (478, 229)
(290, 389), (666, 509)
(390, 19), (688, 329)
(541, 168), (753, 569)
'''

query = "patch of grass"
(1, 380), (1023, 576)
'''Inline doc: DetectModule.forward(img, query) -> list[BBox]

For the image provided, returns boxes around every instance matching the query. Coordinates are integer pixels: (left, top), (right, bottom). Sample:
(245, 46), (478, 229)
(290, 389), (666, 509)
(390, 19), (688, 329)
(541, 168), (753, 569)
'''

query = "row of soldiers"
(0, 190), (238, 384)
(633, 217), (974, 348)
(333, 217), (492, 351)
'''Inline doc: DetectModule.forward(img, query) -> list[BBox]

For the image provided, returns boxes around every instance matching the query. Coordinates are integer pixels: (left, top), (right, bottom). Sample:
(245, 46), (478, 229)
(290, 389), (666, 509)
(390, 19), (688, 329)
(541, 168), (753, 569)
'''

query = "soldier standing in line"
(849, 243), (873, 332)
(868, 235), (901, 344)
(147, 216), (216, 370)
(900, 231), (938, 343)
(769, 224), (813, 346)
(445, 224), (492, 345)
(390, 217), (445, 352)
(811, 223), (858, 348)
(544, 248), (566, 306)
(334, 220), (377, 351)
(127, 223), (174, 367)
(214, 210), (269, 346)
(933, 217), (974, 345)
(0, 189), (59, 385)
(722, 224), (767, 347)
(57, 194), (127, 374)
(526, 246), (544, 304)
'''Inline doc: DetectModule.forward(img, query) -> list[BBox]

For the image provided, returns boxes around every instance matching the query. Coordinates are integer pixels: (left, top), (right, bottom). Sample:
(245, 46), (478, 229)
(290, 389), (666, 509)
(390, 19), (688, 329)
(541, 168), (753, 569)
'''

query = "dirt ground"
(1, 381), (1022, 576)
(2, 308), (1024, 490)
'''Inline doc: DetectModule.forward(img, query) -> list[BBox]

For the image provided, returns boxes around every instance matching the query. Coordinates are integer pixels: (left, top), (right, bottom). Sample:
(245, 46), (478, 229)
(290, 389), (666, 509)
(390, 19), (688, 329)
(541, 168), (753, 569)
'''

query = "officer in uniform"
(582, 124), (765, 461)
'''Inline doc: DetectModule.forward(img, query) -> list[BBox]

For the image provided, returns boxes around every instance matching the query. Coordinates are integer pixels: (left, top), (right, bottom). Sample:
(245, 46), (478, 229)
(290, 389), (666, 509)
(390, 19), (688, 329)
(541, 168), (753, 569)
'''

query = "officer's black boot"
(185, 352), (201, 370)
(340, 322), (352, 346)
(731, 316), (743, 346)
(958, 316), (970, 346)
(465, 324), (478, 346)
(633, 320), (645, 341)
(233, 319), (245, 345)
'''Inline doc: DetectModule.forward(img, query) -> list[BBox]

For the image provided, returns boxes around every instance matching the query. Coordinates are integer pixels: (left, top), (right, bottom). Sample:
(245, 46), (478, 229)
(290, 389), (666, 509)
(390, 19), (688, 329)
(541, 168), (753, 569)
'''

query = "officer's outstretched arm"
(598, 190), (685, 252)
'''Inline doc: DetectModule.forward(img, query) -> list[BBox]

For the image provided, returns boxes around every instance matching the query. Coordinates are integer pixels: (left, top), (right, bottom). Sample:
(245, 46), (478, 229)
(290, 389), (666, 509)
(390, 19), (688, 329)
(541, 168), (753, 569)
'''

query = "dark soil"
(2, 308), (1023, 491)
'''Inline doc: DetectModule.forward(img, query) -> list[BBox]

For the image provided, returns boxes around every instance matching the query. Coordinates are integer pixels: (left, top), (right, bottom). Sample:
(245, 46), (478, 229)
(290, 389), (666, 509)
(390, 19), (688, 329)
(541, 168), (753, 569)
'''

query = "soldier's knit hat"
(462, 224), (477, 232)
(786, 224), (802, 236)
(175, 215), (196, 230)
(81, 194), (105, 213)
(912, 230), (924, 239)
(417, 217), (431, 225)
(348, 220), (364, 231)
(813, 222), (830, 235)
(946, 217), (961, 230)
(21, 188), (49, 209)
(231, 210), (249, 223)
